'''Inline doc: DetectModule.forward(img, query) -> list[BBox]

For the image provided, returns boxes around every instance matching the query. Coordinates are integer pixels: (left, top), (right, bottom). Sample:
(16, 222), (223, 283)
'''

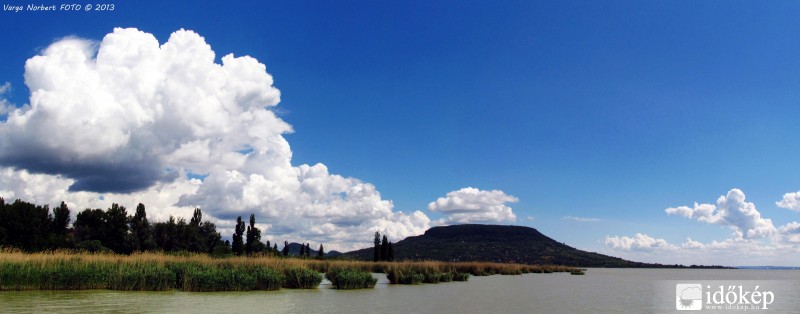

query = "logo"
(673, 283), (776, 311)
(676, 283), (703, 311)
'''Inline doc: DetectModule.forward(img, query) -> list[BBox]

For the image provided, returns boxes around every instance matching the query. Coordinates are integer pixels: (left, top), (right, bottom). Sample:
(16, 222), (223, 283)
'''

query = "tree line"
(0, 198), (324, 257)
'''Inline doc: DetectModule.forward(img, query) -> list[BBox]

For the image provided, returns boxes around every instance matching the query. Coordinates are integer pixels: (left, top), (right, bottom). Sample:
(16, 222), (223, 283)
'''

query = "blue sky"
(2, 1), (800, 265)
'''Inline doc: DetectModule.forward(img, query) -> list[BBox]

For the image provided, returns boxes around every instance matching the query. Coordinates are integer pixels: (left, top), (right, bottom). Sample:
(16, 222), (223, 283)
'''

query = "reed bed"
(281, 259), (577, 278)
(325, 267), (377, 289)
(385, 265), (425, 285)
(171, 262), (285, 291)
(452, 272), (470, 281)
(381, 261), (465, 285)
(282, 268), (322, 289)
(0, 250), (582, 291)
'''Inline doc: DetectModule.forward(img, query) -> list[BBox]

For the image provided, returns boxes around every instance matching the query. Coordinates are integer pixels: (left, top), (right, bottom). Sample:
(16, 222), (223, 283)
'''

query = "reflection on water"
(1, 269), (799, 313)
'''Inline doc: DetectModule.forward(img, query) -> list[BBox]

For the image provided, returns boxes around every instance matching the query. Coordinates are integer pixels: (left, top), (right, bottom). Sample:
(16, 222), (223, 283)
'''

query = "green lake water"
(2, 269), (799, 313)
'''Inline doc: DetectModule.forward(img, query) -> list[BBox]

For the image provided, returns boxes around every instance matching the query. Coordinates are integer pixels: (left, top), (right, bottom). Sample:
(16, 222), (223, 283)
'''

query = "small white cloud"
(563, 216), (599, 222)
(779, 222), (800, 233)
(778, 222), (800, 244)
(681, 237), (706, 250)
(777, 191), (800, 212)
(428, 187), (518, 224)
(604, 233), (676, 251)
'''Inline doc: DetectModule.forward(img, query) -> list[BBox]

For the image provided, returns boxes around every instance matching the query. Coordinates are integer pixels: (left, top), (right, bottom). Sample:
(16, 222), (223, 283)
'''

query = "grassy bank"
(0, 250), (581, 291)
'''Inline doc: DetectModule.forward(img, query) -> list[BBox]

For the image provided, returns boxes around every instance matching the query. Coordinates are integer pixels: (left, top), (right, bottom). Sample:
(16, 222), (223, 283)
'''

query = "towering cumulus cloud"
(0, 28), (429, 250)
(665, 189), (776, 239)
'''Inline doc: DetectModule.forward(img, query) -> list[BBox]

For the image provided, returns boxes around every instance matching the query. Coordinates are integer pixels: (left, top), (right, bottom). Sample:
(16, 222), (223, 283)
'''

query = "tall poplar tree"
(380, 235), (389, 261)
(245, 214), (262, 254)
(373, 232), (381, 262)
(232, 216), (245, 255)
(130, 203), (154, 251)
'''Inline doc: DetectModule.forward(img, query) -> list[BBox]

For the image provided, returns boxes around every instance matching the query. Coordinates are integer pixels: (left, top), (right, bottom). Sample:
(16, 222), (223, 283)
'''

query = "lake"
(1, 269), (798, 313)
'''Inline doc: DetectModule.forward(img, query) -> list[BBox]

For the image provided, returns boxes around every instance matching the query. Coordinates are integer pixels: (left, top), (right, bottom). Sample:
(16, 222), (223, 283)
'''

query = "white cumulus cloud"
(604, 233), (676, 251)
(776, 191), (800, 212)
(428, 187), (518, 224)
(0, 28), (432, 251)
(665, 189), (776, 239)
(681, 237), (706, 250)
(1, 29), (287, 193)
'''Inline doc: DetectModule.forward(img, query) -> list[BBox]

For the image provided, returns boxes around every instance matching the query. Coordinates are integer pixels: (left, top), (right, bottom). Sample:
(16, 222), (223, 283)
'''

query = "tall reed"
(282, 268), (322, 289)
(325, 267), (377, 289)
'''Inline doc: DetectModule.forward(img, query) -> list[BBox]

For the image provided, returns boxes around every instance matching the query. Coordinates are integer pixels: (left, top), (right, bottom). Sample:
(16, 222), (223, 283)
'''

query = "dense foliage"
(0, 198), (320, 257)
(0, 199), (70, 251)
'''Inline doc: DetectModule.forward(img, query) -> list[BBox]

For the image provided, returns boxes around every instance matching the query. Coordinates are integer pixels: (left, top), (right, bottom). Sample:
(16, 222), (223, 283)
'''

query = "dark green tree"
(201, 220), (224, 254)
(0, 199), (52, 251)
(104, 203), (129, 253)
(266, 240), (271, 252)
(388, 242), (395, 262)
(305, 243), (311, 257)
(380, 235), (389, 261)
(72, 208), (110, 252)
(74, 208), (108, 248)
(282, 240), (289, 256)
(211, 239), (232, 257)
(172, 217), (191, 251)
(273, 243), (278, 252)
(190, 208), (202, 226)
(0, 198), (5, 246)
(129, 203), (155, 251)
(51, 201), (70, 236)
(48, 201), (71, 249)
(299, 242), (305, 256)
(232, 216), (245, 255)
(153, 216), (177, 251)
(317, 244), (324, 258)
(181, 209), (204, 252)
(245, 214), (263, 254)
(373, 232), (381, 262)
